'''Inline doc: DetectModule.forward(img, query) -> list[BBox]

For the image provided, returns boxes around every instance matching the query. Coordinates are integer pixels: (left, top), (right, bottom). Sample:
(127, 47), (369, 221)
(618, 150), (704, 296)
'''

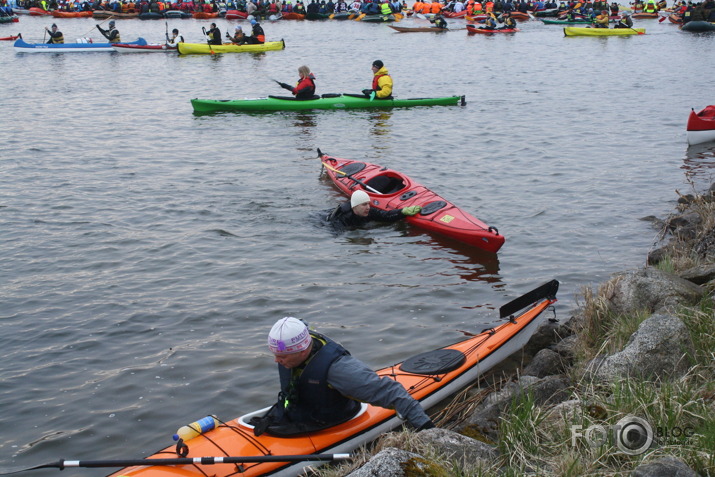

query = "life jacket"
(430, 0), (441, 12)
(49, 32), (64, 43)
(380, 1), (391, 13)
(277, 332), (361, 426)
(412, 0), (423, 11)
(643, 1), (656, 11)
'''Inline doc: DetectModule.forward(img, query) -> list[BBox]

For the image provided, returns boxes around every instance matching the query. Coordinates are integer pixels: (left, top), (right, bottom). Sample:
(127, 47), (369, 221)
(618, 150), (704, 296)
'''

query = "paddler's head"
(268, 317), (313, 368)
(350, 190), (371, 217)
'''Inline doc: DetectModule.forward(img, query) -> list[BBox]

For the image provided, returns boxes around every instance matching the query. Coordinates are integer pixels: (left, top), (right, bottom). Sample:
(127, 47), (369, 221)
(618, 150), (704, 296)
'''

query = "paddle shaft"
(85, 15), (113, 37)
(202, 26), (215, 54)
(35, 454), (350, 470)
(321, 161), (381, 194)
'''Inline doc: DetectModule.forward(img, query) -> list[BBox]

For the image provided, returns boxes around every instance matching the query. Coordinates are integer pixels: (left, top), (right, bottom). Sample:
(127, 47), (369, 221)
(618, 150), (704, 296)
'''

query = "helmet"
(250, 18), (257, 25)
(108, 20), (115, 27)
(351, 190), (370, 208)
(268, 317), (311, 355)
(235, 25), (242, 30)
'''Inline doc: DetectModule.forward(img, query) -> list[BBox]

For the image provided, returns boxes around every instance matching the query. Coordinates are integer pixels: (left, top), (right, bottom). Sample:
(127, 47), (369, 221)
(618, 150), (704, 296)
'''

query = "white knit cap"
(268, 317), (311, 355)
(351, 190), (370, 208)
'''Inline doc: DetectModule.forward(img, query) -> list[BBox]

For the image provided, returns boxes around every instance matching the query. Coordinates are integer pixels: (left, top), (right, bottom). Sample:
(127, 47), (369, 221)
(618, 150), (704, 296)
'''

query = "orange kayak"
(97, 280), (558, 477)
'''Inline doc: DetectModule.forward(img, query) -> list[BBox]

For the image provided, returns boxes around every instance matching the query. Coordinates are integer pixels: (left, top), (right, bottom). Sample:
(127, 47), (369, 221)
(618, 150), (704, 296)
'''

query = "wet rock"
(605, 268), (705, 315)
(586, 313), (694, 382)
(414, 428), (498, 467)
(630, 456), (698, 477)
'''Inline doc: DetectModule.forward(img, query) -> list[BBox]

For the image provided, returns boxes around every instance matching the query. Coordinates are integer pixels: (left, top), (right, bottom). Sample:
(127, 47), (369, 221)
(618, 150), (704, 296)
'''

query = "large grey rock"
(523, 348), (564, 378)
(587, 313), (694, 382)
(630, 456), (698, 477)
(414, 428), (498, 467)
(345, 447), (433, 477)
(680, 263), (715, 285)
(605, 268), (704, 316)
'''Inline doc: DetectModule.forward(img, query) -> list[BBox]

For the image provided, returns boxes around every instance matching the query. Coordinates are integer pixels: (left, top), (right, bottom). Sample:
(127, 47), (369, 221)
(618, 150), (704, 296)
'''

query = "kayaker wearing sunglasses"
(326, 189), (421, 231)
(251, 317), (435, 437)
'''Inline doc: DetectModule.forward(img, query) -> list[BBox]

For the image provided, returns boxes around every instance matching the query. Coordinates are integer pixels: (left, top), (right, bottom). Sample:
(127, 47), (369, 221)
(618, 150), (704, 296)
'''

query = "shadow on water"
(404, 227), (503, 287)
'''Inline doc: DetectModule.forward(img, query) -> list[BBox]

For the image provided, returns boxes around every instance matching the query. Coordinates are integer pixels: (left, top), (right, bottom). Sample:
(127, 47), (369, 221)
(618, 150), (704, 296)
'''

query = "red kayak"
(224, 9), (248, 19)
(467, 24), (520, 33)
(0, 34), (20, 40)
(318, 149), (505, 253)
(686, 105), (715, 146)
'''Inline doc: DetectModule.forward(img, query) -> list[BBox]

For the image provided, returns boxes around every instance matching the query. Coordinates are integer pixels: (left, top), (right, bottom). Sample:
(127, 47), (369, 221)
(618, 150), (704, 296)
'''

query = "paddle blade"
(499, 280), (559, 319)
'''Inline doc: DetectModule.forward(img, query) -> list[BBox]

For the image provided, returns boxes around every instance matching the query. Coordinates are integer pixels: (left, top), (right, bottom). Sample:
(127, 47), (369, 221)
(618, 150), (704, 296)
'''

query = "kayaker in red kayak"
(326, 190), (421, 231)
(362, 60), (393, 100)
(498, 10), (517, 29)
(251, 317), (435, 437)
(167, 28), (184, 46)
(277, 65), (317, 99)
(45, 23), (64, 44)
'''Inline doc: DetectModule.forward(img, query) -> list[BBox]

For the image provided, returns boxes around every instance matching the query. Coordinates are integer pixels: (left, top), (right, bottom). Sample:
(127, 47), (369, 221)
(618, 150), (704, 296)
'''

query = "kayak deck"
(177, 39), (285, 55)
(191, 94), (466, 113)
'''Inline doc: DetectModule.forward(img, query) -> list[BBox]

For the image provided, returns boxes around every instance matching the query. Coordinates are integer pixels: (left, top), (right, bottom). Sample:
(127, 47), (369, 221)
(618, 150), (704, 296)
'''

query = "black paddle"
(0, 454), (351, 475)
(273, 79), (293, 91)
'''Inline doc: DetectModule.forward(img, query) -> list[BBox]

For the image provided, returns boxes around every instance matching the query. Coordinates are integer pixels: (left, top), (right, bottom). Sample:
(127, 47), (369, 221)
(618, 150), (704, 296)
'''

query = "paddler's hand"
(279, 82), (293, 90)
(401, 205), (421, 216)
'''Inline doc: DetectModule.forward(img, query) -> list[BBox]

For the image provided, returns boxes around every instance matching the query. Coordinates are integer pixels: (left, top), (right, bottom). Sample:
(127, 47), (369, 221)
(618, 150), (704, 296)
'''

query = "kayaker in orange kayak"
(326, 190), (421, 230)
(251, 317), (435, 437)
(362, 60), (393, 100)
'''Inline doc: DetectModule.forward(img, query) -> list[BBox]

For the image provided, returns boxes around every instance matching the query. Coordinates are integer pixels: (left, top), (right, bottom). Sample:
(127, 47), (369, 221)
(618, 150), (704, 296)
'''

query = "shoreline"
(318, 183), (715, 477)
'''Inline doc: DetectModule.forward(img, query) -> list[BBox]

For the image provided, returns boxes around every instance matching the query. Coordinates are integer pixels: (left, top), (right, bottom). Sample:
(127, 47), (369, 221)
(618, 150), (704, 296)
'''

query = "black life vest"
(277, 332), (361, 426)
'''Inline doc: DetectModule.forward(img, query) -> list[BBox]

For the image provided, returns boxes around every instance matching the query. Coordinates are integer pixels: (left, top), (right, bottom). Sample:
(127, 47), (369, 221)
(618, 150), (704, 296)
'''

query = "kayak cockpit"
(236, 403), (370, 436)
(364, 173), (408, 195)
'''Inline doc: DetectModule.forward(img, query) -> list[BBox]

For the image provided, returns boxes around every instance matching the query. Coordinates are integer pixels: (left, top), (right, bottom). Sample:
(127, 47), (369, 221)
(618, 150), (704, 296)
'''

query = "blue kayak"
(14, 37), (147, 53)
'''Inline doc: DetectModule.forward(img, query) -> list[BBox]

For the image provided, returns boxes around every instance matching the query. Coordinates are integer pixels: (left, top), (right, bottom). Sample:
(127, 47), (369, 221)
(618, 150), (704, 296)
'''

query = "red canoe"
(225, 9), (248, 19)
(51, 10), (93, 17)
(318, 149), (505, 253)
(29, 6), (52, 15)
(686, 105), (715, 146)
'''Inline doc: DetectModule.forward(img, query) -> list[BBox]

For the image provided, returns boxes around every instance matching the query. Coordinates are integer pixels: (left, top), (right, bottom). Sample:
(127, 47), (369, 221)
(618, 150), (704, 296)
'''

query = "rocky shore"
(315, 184), (715, 477)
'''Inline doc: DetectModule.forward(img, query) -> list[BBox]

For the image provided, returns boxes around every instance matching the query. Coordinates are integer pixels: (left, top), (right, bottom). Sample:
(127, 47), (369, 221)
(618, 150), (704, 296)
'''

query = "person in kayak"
(613, 11), (633, 28)
(166, 28), (184, 47)
(498, 10), (518, 29)
(430, 12), (448, 28)
(246, 18), (265, 44)
(326, 189), (421, 231)
(251, 317), (436, 437)
(96, 20), (120, 43)
(225, 25), (247, 44)
(206, 23), (222, 45)
(592, 9), (609, 27)
(277, 65), (317, 99)
(45, 23), (64, 44)
(480, 11), (498, 28)
(362, 60), (393, 100)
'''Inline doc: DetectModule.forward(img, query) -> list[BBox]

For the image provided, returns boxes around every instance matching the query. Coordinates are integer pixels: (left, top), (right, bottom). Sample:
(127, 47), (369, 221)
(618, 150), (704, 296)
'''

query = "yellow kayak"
(563, 27), (645, 36)
(177, 40), (285, 55)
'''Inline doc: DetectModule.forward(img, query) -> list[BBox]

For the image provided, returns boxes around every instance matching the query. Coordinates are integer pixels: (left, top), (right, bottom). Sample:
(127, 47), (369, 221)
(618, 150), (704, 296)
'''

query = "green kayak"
(191, 93), (466, 113)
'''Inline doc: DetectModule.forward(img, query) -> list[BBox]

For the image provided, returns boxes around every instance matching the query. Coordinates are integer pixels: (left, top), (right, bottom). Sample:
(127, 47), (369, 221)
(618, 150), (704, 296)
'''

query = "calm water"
(1, 12), (715, 475)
